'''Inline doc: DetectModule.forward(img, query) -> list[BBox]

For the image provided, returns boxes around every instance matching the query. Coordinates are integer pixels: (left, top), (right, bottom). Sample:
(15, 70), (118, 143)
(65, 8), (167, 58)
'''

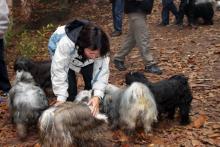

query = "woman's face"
(84, 48), (100, 59)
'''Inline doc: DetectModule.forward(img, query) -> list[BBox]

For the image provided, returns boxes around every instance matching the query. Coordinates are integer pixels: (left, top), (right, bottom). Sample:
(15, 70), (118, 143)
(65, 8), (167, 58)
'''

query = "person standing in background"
(0, 0), (11, 97)
(159, 0), (179, 26)
(113, 0), (162, 75)
(110, 0), (124, 37)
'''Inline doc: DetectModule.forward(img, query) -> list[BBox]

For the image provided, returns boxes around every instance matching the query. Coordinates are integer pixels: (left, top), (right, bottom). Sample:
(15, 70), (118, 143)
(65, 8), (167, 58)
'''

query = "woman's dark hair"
(76, 23), (110, 58)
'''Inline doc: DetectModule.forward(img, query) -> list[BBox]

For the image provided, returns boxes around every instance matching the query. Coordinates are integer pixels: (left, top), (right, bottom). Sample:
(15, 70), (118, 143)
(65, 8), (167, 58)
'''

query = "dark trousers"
(178, 0), (193, 25)
(67, 63), (93, 101)
(0, 39), (11, 93)
(161, 0), (179, 25)
(112, 0), (124, 32)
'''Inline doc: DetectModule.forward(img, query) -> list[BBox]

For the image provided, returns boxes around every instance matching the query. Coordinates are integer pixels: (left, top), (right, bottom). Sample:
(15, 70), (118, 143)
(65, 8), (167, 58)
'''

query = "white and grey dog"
(38, 102), (111, 147)
(76, 82), (158, 134)
(8, 70), (49, 140)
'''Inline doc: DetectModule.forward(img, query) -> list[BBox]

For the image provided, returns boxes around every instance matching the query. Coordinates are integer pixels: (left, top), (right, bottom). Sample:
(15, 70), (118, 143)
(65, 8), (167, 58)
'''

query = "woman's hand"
(88, 96), (100, 116)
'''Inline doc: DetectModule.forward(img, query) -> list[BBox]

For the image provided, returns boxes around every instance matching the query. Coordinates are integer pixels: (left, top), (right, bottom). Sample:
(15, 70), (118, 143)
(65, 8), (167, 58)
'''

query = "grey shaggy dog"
(38, 102), (111, 147)
(8, 70), (49, 140)
(76, 83), (158, 135)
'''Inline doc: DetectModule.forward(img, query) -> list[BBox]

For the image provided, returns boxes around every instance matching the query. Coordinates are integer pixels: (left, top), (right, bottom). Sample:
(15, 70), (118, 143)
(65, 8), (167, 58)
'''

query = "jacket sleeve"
(0, 0), (9, 38)
(91, 56), (110, 99)
(51, 36), (75, 101)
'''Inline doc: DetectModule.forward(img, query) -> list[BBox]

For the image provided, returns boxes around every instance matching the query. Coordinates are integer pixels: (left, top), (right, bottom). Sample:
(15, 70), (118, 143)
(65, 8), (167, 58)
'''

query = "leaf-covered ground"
(0, 1), (220, 146)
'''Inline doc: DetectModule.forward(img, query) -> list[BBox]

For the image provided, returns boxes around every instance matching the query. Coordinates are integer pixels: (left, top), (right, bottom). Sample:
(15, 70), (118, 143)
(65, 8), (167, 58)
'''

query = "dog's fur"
(76, 83), (158, 134)
(125, 72), (193, 125)
(14, 56), (51, 90)
(109, 83), (158, 134)
(8, 70), (49, 139)
(39, 102), (111, 147)
(184, 0), (215, 25)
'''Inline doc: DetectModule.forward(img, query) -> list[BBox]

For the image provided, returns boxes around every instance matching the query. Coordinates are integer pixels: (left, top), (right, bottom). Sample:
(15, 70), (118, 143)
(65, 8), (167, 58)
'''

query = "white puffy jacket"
(49, 25), (110, 101)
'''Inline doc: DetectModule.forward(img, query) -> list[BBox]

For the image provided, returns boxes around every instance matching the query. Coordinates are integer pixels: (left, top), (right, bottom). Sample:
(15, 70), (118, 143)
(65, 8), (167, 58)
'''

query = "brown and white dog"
(38, 102), (110, 147)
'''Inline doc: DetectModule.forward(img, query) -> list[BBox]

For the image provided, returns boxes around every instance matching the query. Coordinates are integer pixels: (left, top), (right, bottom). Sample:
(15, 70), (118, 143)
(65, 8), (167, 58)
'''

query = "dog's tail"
(124, 82), (158, 122)
(39, 106), (56, 136)
(38, 106), (60, 146)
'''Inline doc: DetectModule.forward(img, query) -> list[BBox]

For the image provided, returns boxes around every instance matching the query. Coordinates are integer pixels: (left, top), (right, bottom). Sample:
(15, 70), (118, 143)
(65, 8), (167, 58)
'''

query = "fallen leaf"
(193, 114), (208, 128)
(191, 139), (202, 146)
(34, 143), (41, 147)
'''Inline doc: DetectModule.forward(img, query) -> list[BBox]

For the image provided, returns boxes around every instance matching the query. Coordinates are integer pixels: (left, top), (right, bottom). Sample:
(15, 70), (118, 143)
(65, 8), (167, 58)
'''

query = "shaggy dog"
(125, 72), (193, 125)
(38, 102), (111, 147)
(76, 83), (158, 134)
(184, 0), (215, 25)
(14, 56), (51, 90)
(8, 70), (49, 139)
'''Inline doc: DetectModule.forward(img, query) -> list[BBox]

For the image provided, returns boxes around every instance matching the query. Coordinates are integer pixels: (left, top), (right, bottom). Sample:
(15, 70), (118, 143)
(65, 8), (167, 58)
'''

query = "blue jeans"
(112, 0), (124, 32)
(161, 0), (178, 25)
(0, 39), (11, 93)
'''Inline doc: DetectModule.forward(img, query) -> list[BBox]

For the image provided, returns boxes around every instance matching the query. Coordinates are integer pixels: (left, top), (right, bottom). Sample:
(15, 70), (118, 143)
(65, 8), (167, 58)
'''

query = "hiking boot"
(111, 31), (122, 37)
(114, 60), (126, 71)
(157, 22), (168, 27)
(145, 64), (162, 75)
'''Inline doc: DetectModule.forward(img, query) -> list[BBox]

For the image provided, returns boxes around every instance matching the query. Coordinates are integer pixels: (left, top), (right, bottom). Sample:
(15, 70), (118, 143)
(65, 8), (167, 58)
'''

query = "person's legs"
(112, 0), (124, 36)
(132, 13), (154, 65)
(114, 14), (136, 70)
(0, 39), (11, 94)
(67, 69), (77, 101)
(177, 1), (186, 25)
(132, 13), (162, 75)
(80, 63), (93, 90)
(161, 1), (170, 25)
(169, 1), (179, 22)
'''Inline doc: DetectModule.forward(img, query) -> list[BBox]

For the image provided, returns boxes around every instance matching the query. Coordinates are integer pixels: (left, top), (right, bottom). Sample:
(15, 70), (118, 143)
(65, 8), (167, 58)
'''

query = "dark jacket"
(124, 0), (154, 14)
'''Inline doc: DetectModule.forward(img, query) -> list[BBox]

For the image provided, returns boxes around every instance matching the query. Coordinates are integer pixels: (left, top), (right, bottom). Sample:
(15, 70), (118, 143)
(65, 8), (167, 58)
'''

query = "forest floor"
(0, 1), (220, 146)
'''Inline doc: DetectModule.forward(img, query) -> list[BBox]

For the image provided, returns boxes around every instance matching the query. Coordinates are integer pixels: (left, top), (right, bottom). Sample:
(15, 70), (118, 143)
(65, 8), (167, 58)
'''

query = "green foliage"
(4, 17), (15, 47)
(17, 23), (56, 57)
(18, 31), (38, 57)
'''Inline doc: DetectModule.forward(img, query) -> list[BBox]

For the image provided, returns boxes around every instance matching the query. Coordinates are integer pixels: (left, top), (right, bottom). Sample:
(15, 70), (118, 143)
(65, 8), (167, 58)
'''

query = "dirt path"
(0, 1), (220, 146)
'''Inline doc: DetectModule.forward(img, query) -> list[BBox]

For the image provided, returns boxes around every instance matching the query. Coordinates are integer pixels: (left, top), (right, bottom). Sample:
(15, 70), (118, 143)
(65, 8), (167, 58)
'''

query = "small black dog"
(14, 57), (51, 90)
(184, 0), (215, 25)
(125, 72), (193, 125)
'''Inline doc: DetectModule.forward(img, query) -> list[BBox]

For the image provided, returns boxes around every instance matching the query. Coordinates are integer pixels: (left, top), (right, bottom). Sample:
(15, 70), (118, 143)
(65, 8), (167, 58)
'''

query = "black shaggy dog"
(125, 72), (193, 125)
(14, 57), (51, 90)
(183, 0), (215, 25)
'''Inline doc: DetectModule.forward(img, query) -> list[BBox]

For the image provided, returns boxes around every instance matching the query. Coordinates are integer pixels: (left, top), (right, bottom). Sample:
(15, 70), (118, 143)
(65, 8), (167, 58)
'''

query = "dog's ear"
(14, 57), (32, 72)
